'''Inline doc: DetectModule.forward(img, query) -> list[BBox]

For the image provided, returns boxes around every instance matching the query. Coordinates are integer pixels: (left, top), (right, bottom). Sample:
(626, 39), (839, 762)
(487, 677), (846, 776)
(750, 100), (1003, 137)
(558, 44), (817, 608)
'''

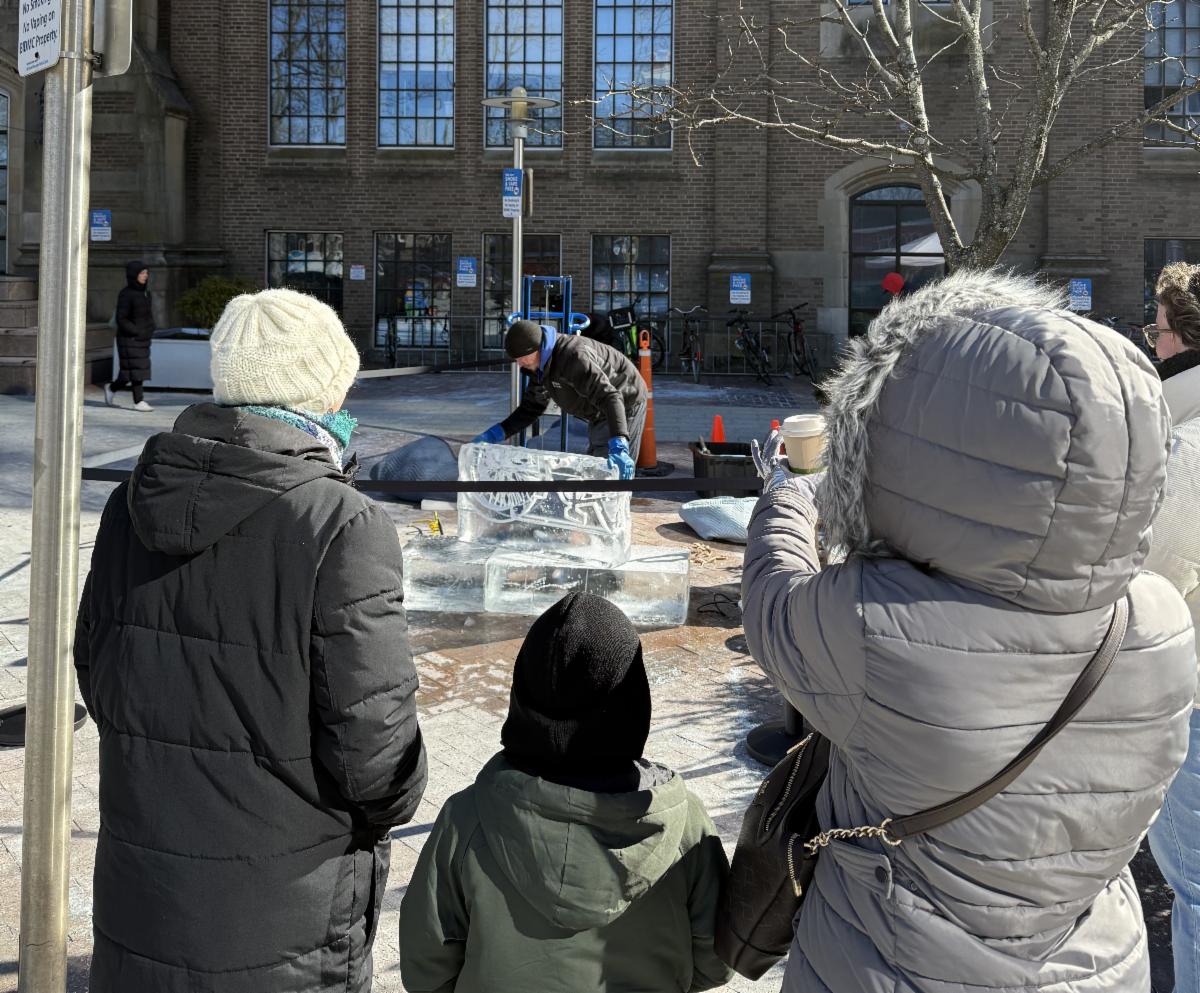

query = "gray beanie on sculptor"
(210, 288), (360, 415)
(505, 319), (544, 359)
(502, 593), (650, 774)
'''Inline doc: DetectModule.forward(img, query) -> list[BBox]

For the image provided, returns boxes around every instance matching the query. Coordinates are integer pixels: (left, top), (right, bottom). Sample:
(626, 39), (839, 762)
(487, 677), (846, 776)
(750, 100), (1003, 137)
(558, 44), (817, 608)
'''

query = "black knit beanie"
(505, 319), (544, 359)
(502, 593), (650, 775)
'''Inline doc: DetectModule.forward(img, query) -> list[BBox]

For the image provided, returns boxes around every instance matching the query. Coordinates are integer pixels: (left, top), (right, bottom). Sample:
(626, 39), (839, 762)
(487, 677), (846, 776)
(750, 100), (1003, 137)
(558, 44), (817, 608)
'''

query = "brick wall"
(162, 0), (1197, 354)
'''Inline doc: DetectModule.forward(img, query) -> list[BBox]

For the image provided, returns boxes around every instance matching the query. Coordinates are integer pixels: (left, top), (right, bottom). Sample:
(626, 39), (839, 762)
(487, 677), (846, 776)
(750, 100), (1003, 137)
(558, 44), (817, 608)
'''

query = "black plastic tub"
(688, 442), (759, 499)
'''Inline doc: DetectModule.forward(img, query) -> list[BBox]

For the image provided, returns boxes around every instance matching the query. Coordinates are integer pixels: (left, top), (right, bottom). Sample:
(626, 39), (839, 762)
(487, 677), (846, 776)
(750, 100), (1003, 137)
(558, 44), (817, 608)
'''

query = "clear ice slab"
(402, 535), (492, 613)
(457, 442), (631, 566)
(483, 545), (691, 628)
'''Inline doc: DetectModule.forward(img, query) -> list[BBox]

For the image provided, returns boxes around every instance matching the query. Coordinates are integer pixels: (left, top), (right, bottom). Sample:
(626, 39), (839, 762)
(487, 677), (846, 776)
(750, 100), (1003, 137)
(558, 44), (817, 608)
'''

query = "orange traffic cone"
(636, 329), (659, 470)
(711, 414), (726, 444)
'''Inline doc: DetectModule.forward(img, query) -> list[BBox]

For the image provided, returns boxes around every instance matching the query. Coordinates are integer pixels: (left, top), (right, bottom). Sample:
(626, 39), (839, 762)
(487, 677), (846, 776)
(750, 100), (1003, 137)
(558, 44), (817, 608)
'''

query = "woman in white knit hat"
(74, 288), (428, 993)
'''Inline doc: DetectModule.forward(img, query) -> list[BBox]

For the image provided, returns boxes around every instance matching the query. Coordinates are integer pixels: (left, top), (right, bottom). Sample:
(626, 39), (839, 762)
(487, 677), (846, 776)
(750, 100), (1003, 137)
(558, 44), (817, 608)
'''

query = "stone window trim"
(485, 0), (565, 149)
(820, 1), (994, 61)
(590, 233), (671, 319)
(378, 0), (457, 149)
(374, 232), (454, 348)
(808, 159), (980, 339)
(266, 231), (345, 314)
(268, 0), (348, 148)
(592, 0), (674, 151)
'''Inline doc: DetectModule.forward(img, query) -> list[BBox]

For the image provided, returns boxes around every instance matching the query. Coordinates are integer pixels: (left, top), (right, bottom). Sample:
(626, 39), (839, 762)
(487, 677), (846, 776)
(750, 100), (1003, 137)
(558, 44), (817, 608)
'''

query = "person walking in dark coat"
(471, 320), (648, 479)
(75, 287), (428, 993)
(105, 260), (156, 410)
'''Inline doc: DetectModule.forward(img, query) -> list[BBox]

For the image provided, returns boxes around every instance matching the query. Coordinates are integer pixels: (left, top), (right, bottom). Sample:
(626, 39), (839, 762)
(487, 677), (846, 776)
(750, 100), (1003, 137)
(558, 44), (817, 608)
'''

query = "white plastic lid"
(781, 413), (826, 437)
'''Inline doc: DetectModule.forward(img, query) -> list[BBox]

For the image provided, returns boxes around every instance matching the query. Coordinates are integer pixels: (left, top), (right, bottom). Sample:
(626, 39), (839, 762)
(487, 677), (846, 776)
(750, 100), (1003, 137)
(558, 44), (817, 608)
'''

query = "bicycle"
(1097, 314), (1155, 360)
(728, 309), (772, 386)
(771, 302), (818, 383)
(607, 296), (666, 371)
(671, 304), (707, 383)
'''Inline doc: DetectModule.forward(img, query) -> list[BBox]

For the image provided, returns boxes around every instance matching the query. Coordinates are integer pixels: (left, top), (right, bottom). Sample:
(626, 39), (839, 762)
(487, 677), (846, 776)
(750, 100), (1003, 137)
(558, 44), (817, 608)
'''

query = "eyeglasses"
(1143, 324), (1176, 348)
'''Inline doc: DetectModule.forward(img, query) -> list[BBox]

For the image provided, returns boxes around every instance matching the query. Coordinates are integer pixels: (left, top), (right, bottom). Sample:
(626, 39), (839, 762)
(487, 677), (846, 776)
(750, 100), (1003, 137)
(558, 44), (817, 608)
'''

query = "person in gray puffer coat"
(742, 269), (1197, 993)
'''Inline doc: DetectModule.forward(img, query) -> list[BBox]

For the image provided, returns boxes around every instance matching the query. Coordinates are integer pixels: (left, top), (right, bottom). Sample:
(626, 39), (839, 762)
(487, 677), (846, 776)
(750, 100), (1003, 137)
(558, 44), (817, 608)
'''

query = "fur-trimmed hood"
(817, 269), (1172, 614)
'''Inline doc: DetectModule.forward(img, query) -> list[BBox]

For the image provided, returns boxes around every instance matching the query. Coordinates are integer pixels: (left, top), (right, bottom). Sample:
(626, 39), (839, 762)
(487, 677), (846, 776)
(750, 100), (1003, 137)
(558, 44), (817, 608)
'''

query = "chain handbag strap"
(804, 596), (1130, 856)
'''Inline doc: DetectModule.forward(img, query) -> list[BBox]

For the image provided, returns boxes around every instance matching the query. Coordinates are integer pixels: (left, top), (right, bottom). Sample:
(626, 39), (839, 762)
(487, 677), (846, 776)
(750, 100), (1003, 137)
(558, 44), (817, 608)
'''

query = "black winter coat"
(499, 334), (647, 440)
(74, 404), (428, 993)
(115, 260), (155, 381)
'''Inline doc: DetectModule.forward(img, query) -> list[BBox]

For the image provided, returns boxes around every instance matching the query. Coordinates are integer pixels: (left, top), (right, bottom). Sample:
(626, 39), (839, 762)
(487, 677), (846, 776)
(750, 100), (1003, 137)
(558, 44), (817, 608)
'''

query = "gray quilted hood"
(818, 269), (1172, 614)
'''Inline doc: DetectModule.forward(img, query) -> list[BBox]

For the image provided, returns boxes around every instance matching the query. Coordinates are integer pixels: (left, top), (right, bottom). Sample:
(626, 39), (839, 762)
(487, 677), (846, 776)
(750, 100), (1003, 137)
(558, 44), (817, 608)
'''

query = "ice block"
(402, 535), (492, 613)
(483, 545), (691, 628)
(457, 442), (631, 566)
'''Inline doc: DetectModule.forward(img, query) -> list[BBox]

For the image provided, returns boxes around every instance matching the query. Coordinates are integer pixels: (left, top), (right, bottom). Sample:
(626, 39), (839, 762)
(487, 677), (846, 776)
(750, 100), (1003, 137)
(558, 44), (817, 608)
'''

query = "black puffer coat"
(115, 259), (155, 381)
(74, 404), (428, 993)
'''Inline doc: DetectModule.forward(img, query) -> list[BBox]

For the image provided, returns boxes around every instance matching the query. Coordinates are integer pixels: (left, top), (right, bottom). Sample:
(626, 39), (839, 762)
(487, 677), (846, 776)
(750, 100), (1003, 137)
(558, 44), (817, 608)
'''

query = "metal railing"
(373, 314), (845, 380)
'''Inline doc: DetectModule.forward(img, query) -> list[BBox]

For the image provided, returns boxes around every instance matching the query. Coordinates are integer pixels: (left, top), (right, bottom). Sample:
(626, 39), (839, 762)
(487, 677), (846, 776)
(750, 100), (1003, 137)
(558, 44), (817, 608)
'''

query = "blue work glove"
(471, 424), (506, 445)
(607, 436), (636, 480)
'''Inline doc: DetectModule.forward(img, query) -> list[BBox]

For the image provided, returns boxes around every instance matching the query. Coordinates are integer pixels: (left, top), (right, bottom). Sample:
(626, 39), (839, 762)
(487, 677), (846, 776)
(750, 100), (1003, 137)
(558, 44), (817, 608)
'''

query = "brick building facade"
(0, 0), (1197, 369)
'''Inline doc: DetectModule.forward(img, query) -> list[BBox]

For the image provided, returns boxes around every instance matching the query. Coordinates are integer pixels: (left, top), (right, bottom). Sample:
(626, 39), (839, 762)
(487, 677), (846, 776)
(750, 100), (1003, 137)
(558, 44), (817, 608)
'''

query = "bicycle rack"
(509, 275), (591, 452)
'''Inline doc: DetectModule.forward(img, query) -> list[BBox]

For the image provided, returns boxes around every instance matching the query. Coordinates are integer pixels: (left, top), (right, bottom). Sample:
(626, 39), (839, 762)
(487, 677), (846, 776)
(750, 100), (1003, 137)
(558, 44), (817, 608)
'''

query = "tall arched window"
(848, 185), (945, 336)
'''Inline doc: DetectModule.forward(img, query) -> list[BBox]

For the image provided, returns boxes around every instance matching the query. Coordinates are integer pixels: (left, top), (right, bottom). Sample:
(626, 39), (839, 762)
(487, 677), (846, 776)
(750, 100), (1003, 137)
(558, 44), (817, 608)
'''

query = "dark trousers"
(110, 378), (144, 403)
(587, 402), (647, 462)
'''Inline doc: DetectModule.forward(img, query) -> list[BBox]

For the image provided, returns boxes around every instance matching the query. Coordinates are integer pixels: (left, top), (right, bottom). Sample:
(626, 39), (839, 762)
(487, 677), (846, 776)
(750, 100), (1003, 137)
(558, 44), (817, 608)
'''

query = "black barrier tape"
(81, 466), (764, 493)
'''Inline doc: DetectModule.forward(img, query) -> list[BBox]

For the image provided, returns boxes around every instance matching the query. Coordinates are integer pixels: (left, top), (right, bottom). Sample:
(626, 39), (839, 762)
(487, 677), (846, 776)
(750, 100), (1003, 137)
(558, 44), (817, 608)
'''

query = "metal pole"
(19, 0), (94, 987)
(510, 116), (525, 419)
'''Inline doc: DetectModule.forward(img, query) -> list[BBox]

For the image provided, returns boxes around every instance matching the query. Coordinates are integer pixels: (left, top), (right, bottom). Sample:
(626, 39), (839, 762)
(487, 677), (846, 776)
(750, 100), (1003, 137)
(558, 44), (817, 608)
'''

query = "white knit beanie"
(210, 288), (360, 414)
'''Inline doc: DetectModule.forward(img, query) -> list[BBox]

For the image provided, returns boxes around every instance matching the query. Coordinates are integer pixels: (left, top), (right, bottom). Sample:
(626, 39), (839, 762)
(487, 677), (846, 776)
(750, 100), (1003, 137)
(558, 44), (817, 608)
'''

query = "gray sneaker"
(102, 384), (114, 407)
(132, 400), (153, 412)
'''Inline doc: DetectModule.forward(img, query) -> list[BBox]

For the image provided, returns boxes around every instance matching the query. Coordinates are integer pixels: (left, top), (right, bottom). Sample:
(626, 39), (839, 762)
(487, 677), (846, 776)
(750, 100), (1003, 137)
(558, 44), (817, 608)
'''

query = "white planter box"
(112, 330), (213, 391)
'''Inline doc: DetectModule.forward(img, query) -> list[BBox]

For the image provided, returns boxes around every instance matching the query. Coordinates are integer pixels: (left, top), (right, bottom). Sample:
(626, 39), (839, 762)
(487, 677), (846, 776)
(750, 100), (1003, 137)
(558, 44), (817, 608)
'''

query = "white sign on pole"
(502, 168), (523, 219)
(18, 0), (63, 78)
(94, 0), (134, 78)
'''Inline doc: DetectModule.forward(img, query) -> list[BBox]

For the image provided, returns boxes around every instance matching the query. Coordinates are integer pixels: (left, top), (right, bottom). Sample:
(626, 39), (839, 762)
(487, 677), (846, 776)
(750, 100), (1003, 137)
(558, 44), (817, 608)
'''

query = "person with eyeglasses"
(1145, 261), (1200, 993)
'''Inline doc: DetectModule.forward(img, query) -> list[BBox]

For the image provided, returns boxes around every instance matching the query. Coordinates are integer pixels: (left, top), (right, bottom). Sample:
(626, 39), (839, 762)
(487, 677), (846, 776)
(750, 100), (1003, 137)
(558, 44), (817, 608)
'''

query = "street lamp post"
(481, 86), (560, 423)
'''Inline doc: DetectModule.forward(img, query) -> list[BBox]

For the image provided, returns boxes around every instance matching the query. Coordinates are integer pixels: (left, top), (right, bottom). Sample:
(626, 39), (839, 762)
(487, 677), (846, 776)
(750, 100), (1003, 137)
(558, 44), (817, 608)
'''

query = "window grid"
(848, 186), (945, 338)
(591, 235), (670, 318)
(267, 232), (344, 313)
(379, 0), (456, 148)
(1145, 238), (1200, 321)
(486, 0), (564, 147)
(269, 1), (346, 146)
(482, 233), (562, 349)
(593, 0), (672, 149)
(1144, 0), (1200, 143)
(375, 233), (453, 348)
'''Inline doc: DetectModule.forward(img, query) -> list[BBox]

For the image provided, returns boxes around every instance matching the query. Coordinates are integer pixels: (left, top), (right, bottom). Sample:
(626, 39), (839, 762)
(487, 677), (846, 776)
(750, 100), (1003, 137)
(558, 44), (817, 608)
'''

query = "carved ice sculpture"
(457, 442), (631, 566)
(484, 546), (691, 628)
(401, 443), (690, 627)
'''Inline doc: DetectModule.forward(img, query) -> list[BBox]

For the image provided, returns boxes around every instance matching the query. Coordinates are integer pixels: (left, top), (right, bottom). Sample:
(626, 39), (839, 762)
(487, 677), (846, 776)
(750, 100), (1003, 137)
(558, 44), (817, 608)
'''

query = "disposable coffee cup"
(781, 414), (826, 474)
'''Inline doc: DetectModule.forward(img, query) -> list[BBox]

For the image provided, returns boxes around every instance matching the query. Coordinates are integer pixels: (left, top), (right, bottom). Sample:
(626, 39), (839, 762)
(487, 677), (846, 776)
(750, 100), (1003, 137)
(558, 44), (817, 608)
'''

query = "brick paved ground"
(0, 386), (1176, 992)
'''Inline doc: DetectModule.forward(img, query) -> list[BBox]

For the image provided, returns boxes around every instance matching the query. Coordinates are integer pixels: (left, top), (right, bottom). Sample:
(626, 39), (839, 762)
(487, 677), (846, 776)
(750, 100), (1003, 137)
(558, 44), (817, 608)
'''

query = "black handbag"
(715, 596), (1130, 981)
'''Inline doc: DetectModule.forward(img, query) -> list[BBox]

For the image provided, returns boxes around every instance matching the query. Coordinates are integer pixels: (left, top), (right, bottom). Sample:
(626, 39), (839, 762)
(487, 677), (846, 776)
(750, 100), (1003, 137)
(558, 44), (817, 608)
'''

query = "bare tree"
(589, 0), (1200, 270)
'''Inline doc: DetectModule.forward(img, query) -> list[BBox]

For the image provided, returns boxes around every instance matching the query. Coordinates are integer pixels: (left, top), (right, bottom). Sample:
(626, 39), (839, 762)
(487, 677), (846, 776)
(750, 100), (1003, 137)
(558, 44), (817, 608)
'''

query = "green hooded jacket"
(399, 754), (733, 993)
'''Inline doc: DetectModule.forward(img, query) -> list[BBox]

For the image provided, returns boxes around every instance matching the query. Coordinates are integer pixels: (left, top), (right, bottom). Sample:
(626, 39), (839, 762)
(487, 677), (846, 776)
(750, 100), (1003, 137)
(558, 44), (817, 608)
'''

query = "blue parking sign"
(730, 273), (751, 305)
(502, 169), (523, 219)
(1068, 278), (1092, 312)
(456, 257), (478, 288)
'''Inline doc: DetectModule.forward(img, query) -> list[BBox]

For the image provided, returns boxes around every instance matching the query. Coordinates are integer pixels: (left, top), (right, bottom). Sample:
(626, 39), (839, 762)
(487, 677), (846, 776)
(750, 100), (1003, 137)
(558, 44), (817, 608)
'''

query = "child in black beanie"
(400, 592), (733, 993)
